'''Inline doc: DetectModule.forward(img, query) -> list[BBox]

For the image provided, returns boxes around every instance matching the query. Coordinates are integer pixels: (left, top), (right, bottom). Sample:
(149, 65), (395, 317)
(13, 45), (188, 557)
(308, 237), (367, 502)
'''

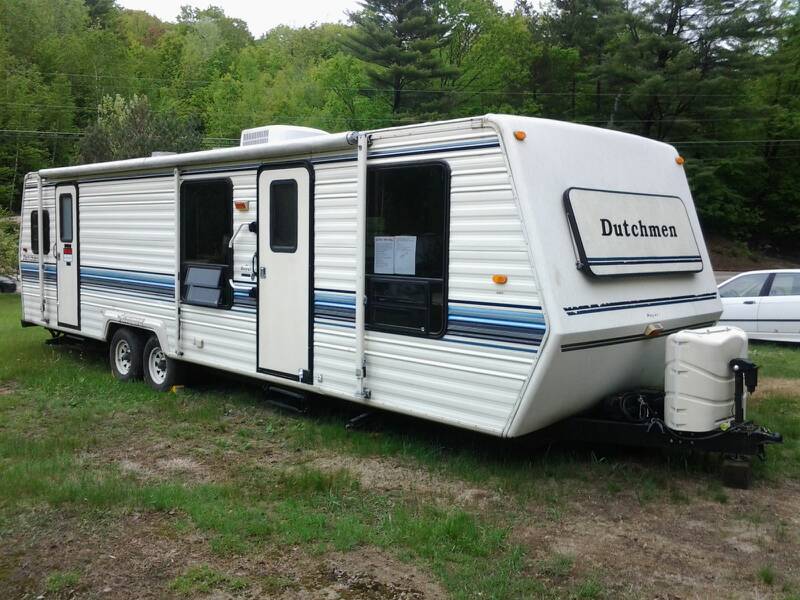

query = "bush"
(0, 207), (19, 277)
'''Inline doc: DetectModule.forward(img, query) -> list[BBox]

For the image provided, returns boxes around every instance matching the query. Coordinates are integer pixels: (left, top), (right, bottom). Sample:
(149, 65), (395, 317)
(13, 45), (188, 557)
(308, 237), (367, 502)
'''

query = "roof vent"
(240, 125), (328, 147)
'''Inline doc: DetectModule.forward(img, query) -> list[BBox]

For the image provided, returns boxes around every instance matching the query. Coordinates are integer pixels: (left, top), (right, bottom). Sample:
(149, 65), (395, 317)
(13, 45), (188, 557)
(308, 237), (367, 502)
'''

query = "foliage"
(78, 94), (202, 163)
(0, 0), (797, 251)
(0, 207), (19, 277)
(346, 0), (458, 114)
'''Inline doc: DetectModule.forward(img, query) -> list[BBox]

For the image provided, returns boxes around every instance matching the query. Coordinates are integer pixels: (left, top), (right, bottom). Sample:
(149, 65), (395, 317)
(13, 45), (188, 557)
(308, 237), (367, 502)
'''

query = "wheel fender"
(102, 310), (171, 353)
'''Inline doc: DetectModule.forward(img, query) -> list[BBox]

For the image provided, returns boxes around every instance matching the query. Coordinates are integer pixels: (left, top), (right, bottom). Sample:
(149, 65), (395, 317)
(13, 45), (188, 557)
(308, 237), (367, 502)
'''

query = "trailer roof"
(36, 114), (674, 181)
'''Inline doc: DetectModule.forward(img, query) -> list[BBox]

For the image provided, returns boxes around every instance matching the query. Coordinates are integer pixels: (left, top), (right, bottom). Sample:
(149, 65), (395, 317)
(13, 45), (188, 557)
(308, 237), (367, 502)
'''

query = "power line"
(0, 101), (788, 126)
(4, 69), (798, 99)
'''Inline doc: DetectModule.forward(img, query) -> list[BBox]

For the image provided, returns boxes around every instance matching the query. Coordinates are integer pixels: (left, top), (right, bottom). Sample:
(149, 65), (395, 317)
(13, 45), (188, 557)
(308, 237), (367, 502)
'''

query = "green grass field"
(1, 293), (799, 599)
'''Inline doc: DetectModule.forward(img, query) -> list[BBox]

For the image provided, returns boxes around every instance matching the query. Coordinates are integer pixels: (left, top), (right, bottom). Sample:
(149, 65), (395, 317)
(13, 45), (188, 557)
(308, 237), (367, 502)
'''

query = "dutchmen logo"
(600, 218), (678, 238)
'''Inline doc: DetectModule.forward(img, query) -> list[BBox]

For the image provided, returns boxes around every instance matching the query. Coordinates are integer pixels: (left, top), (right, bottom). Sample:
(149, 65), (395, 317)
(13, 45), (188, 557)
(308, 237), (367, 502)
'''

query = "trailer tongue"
(535, 326), (782, 489)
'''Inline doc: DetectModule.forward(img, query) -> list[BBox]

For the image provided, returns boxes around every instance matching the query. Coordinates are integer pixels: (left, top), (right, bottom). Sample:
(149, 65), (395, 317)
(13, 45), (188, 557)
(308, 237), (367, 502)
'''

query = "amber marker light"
(513, 130), (526, 141)
(492, 274), (508, 284)
(675, 155), (686, 165)
(234, 201), (249, 211)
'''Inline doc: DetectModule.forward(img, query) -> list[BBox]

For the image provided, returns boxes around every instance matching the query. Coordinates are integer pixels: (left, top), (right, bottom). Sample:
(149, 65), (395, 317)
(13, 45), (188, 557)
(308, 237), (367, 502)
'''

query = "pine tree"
(346, 0), (457, 113)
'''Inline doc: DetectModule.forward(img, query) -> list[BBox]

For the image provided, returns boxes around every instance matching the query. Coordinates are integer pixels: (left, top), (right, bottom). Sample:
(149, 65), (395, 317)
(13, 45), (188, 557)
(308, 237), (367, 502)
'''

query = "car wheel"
(109, 328), (144, 381)
(142, 335), (180, 392)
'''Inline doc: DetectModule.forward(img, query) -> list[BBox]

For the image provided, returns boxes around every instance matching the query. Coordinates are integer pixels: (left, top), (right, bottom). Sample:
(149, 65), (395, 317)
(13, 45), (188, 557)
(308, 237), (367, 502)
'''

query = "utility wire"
(4, 69), (798, 99)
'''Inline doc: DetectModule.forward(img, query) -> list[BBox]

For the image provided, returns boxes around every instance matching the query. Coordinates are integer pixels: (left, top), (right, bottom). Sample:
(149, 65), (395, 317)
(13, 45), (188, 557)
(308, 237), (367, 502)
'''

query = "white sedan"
(718, 269), (800, 343)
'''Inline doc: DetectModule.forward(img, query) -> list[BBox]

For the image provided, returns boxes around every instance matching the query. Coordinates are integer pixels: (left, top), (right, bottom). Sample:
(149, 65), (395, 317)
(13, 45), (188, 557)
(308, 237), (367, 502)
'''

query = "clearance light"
(513, 130), (526, 141)
(492, 274), (508, 284)
(234, 201), (249, 211)
(675, 156), (685, 166)
(644, 323), (664, 337)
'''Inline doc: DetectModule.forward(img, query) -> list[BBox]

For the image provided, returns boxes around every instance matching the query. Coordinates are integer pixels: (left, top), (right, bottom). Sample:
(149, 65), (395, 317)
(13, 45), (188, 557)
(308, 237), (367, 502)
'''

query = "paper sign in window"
(393, 236), (417, 275)
(374, 236), (395, 274)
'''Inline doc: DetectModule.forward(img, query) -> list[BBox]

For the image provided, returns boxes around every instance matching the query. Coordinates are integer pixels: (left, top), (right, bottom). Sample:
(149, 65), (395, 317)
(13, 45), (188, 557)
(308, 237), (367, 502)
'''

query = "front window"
(719, 273), (769, 298)
(365, 162), (449, 337)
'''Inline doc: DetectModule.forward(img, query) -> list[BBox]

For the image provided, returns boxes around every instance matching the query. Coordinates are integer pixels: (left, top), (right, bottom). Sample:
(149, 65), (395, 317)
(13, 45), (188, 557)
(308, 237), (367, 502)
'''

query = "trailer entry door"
(257, 166), (311, 382)
(55, 184), (79, 328)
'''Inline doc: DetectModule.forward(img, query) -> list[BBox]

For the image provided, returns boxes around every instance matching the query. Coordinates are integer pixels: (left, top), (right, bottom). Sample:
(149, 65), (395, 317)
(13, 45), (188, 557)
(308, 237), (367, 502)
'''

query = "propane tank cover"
(664, 326), (748, 432)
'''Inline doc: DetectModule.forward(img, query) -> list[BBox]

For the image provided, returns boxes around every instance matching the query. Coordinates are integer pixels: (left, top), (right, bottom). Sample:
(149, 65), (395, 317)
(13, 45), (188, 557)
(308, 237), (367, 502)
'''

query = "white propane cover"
(664, 326), (748, 432)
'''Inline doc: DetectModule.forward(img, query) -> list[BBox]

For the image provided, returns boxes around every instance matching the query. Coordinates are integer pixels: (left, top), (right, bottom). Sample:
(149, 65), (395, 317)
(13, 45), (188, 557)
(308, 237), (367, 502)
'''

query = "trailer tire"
(143, 336), (179, 392)
(109, 328), (144, 381)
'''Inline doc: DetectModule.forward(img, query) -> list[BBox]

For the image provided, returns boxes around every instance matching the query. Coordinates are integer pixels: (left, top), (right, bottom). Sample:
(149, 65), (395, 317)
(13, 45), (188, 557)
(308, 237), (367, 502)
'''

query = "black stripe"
(449, 298), (542, 311)
(561, 321), (716, 352)
(314, 287), (355, 294)
(564, 292), (718, 315)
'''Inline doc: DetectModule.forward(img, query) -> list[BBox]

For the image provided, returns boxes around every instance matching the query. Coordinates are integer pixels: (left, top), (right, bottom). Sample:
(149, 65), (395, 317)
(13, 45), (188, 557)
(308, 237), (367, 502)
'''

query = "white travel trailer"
(18, 115), (764, 441)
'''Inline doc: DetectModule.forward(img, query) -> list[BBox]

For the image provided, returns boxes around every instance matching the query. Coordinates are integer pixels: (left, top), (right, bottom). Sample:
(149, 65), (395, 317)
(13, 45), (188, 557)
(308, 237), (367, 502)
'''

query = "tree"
(346, 0), (457, 113)
(0, 207), (20, 278)
(78, 94), (203, 163)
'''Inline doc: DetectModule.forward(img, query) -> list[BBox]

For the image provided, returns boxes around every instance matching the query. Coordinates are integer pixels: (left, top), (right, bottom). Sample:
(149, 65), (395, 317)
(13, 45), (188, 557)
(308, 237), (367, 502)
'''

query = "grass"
(170, 565), (248, 594)
(1, 293), (799, 598)
(45, 569), (80, 593)
(757, 565), (776, 586)
(751, 342), (800, 379)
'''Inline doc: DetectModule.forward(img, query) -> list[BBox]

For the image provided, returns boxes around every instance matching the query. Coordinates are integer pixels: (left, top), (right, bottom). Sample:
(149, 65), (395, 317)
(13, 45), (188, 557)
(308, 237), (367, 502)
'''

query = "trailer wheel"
(109, 328), (144, 381)
(143, 336), (179, 392)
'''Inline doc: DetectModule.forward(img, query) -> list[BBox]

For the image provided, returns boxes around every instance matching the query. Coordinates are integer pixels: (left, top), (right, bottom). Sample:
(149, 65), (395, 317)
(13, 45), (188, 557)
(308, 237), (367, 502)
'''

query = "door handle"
(743, 300), (755, 305)
(259, 266), (267, 279)
(251, 253), (258, 281)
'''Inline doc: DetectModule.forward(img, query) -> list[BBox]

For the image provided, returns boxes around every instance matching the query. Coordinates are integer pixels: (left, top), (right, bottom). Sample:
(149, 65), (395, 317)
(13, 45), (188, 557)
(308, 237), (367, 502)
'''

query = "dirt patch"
(307, 454), (498, 508)
(1, 511), (446, 600)
(281, 548), (447, 600)
(514, 480), (800, 599)
(751, 377), (800, 402)
(83, 438), (217, 484)
(0, 380), (18, 395)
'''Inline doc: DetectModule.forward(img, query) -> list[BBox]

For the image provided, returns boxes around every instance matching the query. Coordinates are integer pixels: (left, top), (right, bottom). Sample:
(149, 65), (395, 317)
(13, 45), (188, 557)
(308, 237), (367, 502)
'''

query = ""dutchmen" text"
(600, 218), (677, 238)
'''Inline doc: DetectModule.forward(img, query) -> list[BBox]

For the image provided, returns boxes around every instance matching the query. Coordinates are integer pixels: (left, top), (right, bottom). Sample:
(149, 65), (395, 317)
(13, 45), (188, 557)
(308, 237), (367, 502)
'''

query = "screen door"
(55, 184), (79, 328)
(257, 166), (311, 381)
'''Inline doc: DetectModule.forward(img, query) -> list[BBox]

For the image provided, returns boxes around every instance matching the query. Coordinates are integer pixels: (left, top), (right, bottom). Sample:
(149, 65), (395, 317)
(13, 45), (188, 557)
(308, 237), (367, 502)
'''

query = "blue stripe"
(448, 315), (546, 331)
(312, 288), (545, 351)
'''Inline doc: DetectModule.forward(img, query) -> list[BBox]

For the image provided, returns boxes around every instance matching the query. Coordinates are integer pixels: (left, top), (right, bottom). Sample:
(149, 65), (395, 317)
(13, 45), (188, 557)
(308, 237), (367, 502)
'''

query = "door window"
(768, 273), (800, 297)
(270, 180), (298, 253)
(59, 194), (73, 242)
(365, 162), (449, 337)
(719, 273), (769, 298)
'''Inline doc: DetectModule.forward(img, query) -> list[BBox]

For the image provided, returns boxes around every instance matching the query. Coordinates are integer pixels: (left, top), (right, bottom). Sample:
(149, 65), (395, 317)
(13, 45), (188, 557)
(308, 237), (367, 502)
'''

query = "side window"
(768, 273), (800, 297)
(365, 162), (449, 337)
(30, 210), (51, 255)
(270, 180), (298, 253)
(59, 194), (73, 243)
(719, 273), (769, 298)
(180, 179), (233, 308)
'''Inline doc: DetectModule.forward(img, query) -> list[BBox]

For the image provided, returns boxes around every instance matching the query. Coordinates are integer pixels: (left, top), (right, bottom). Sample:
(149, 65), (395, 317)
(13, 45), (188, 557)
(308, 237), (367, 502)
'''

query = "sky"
(117, 0), (519, 37)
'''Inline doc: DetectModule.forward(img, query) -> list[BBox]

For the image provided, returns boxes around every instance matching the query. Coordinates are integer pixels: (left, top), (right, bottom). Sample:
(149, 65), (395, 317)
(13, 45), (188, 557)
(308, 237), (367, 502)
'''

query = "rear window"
(719, 273), (769, 298)
(769, 273), (800, 297)
(30, 210), (51, 255)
